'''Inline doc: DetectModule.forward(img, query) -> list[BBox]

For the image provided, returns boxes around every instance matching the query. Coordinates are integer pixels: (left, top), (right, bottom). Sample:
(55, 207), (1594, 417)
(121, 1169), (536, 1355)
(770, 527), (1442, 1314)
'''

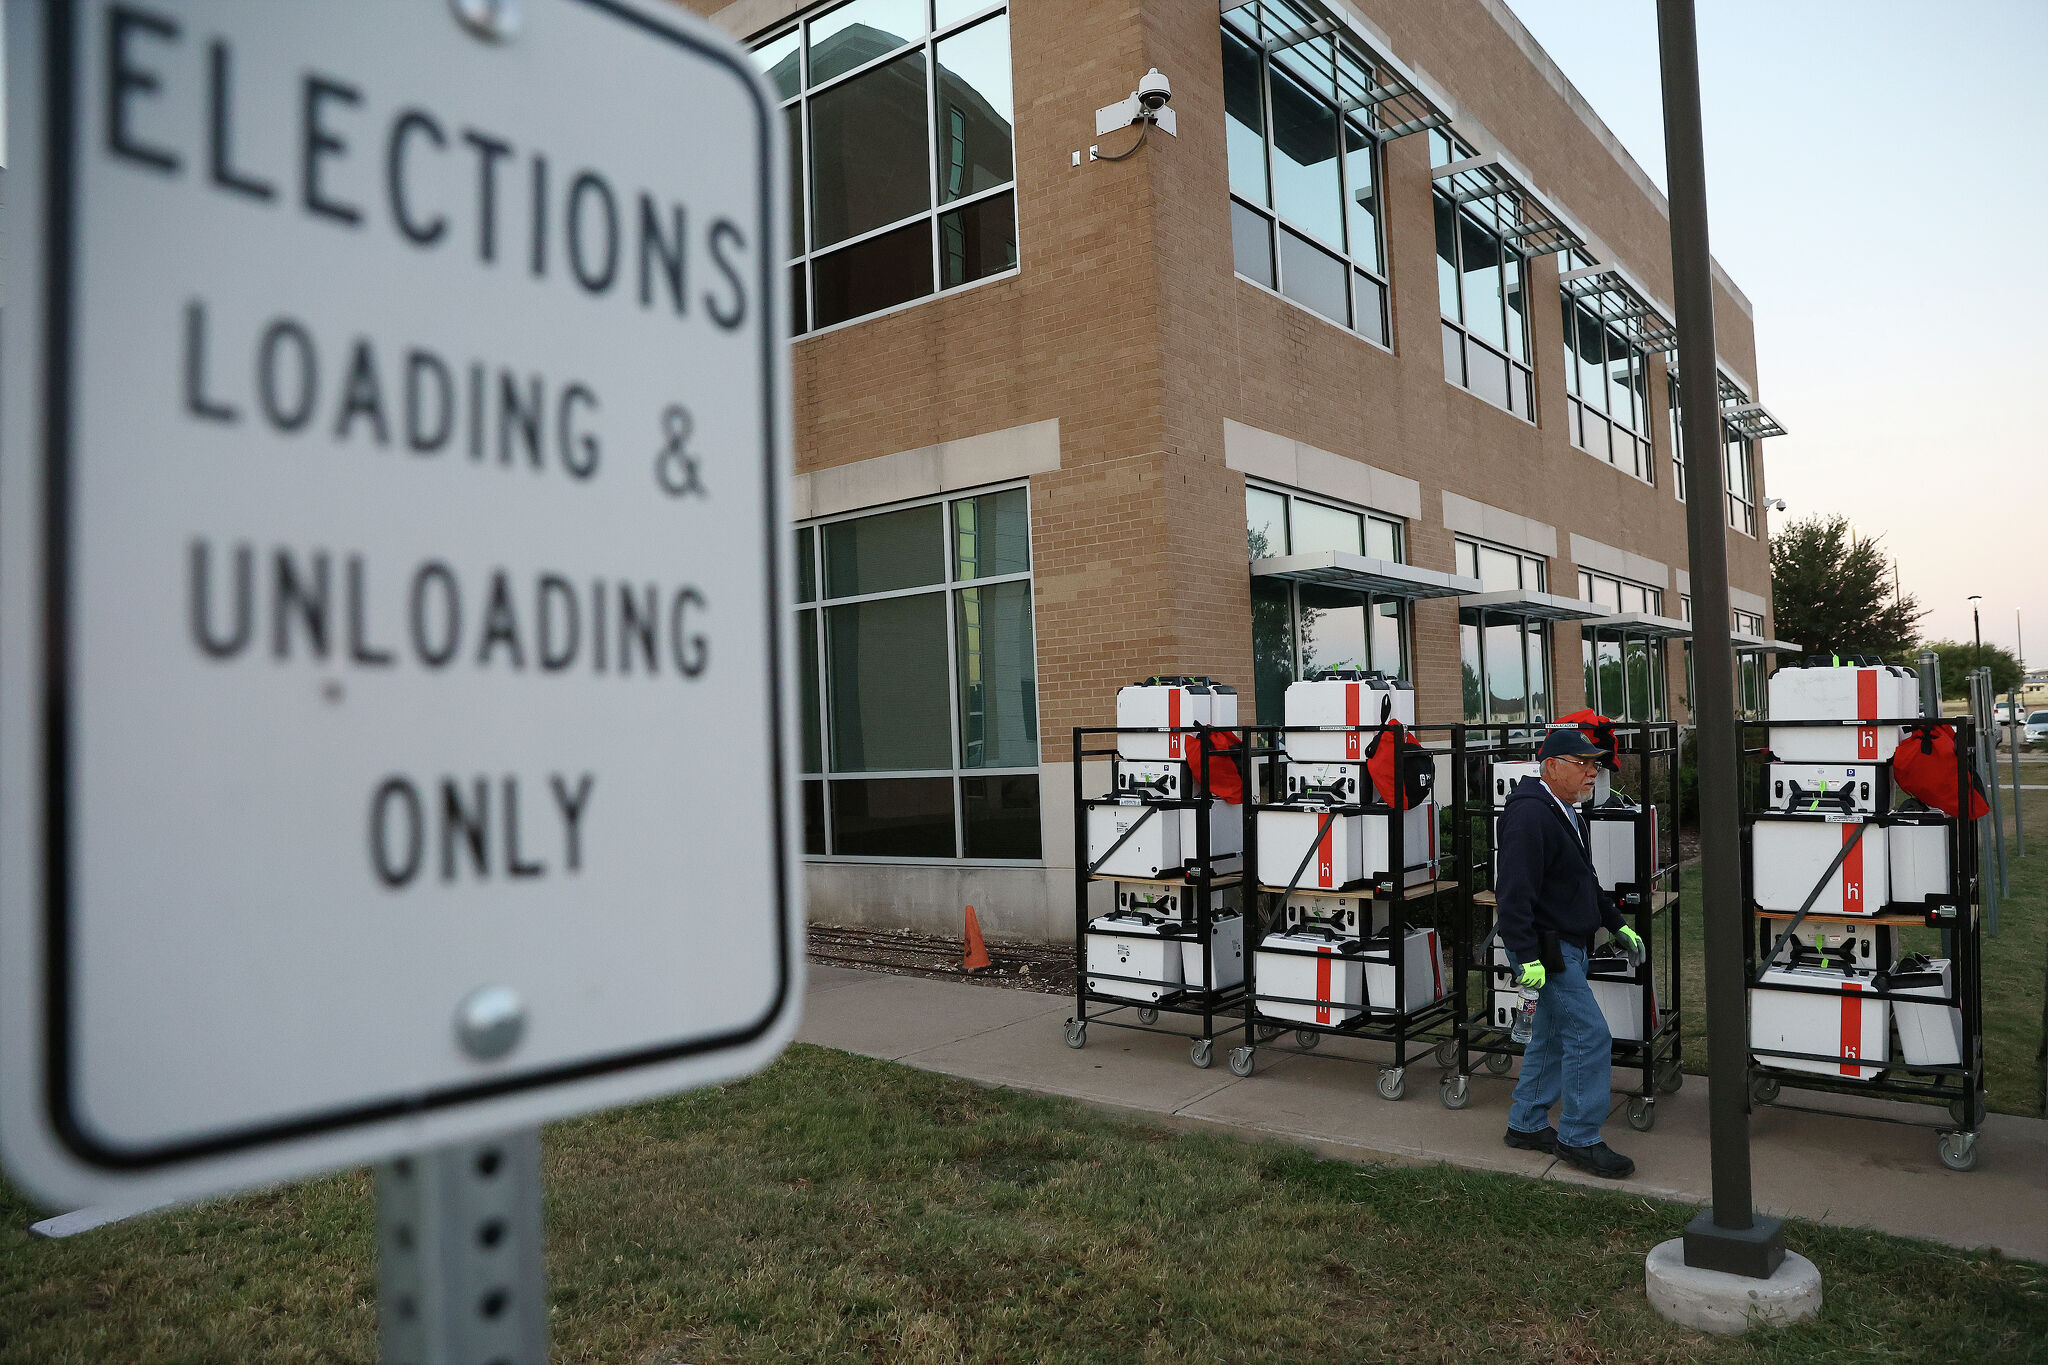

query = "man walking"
(1495, 727), (1643, 1178)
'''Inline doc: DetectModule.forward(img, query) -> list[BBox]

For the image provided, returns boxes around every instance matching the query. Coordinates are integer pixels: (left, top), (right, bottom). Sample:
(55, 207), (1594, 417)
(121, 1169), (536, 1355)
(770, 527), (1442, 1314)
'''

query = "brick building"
(685, 0), (1787, 940)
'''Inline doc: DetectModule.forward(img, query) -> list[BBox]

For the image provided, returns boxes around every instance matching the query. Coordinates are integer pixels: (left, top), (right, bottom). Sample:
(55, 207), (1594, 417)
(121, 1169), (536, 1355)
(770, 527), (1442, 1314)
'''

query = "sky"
(1501, 0), (2048, 665)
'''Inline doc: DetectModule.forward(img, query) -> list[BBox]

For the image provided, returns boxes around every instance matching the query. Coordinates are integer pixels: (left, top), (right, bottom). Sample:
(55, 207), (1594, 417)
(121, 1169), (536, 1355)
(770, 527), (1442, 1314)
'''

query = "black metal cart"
(1740, 714), (1988, 1170)
(1223, 722), (1462, 1099)
(1443, 720), (1686, 1128)
(1064, 724), (1251, 1068)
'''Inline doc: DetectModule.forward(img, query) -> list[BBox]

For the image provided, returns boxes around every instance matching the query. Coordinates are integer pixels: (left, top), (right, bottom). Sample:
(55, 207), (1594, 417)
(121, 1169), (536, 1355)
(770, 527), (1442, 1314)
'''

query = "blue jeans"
(1508, 941), (1612, 1147)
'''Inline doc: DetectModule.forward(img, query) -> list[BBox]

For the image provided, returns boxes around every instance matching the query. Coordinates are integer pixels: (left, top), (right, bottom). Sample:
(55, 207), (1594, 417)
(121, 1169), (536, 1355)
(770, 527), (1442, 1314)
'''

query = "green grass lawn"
(1675, 776), (2048, 1116)
(3, 1045), (2044, 1365)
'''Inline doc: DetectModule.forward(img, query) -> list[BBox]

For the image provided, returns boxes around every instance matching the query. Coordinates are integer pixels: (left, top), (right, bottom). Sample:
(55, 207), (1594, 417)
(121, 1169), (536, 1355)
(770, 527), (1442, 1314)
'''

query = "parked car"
(1993, 702), (2025, 726)
(2027, 711), (2048, 748)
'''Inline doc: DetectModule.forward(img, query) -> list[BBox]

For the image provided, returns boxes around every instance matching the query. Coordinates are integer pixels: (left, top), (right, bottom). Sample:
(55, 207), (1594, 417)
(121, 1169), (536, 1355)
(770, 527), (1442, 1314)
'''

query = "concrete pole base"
(1645, 1238), (1822, 1335)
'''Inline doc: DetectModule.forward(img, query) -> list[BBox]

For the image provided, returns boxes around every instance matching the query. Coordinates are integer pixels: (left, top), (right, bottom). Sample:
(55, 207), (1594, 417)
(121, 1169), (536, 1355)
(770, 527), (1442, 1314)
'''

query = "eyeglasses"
(1553, 754), (1599, 769)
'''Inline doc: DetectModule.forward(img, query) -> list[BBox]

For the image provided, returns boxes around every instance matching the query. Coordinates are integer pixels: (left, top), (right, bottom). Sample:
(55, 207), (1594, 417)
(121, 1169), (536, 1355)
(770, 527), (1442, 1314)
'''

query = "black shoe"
(1556, 1140), (1635, 1179)
(1503, 1125), (1557, 1153)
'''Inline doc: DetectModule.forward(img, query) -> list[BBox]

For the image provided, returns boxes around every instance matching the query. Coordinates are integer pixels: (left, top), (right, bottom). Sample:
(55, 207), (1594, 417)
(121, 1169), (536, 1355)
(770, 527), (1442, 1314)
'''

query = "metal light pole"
(1656, 0), (1784, 1279)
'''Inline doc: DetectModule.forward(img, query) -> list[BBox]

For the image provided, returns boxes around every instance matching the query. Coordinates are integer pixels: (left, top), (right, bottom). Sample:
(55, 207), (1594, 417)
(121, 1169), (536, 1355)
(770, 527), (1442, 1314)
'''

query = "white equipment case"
(1255, 802), (1437, 892)
(1254, 932), (1364, 1026)
(1180, 915), (1245, 993)
(1115, 677), (1238, 761)
(1886, 813), (1952, 909)
(1282, 891), (1387, 938)
(1490, 760), (1609, 809)
(1283, 672), (1414, 763)
(1086, 799), (1243, 879)
(1284, 761), (1369, 806)
(1112, 758), (1190, 802)
(1766, 921), (1889, 973)
(1112, 881), (1241, 923)
(1588, 799), (1660, 894)
(1586, 950), (1661, 1043)
(1361, 927), (1448, 1011)
(1084, 914), (1184, 1002)
(1750, 964), (1889, 1079)
(1888, 957), (1963, 1069)
(1767, 663), (1916, 763)
(1765, 763), (1890, 817)
(1751, 815), (1889, 917)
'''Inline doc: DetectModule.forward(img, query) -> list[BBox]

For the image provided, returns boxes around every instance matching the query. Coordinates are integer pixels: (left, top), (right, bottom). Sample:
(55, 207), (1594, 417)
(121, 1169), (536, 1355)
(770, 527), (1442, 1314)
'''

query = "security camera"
(1136, 68), (1172, 112)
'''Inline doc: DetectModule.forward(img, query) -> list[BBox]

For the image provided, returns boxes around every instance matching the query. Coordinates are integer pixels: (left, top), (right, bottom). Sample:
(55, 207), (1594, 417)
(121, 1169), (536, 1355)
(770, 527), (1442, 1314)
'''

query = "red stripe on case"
(1842, 823), (1864, 913)
(1317, 820), (1335, 888)
(1345, 683), (1361, 759)
(1315, 947), (1332, 1025)
(1840, 980), (1863, 1076)
(1856, 669), (1878, 720)
(1167, 689), (1182, 759)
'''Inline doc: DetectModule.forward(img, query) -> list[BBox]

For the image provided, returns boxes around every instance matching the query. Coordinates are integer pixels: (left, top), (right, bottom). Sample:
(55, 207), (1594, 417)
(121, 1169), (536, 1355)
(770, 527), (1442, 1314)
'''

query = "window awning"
(1732, 633), (1804, 654)
(1559, 264), (1678, 353)
(1722, 402), (1788, 441)
(1583, 611), (1694, 640)
(1458, 589), (1609, 622)
(1222, 0), (1449, 138)
(1431, 153), (1584, 257)
(1253, 550), (1481, 600)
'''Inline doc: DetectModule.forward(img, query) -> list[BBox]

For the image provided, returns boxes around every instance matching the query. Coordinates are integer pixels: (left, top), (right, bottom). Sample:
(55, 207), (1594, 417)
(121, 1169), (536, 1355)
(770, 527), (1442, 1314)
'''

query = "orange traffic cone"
(963, 905), (992, 974)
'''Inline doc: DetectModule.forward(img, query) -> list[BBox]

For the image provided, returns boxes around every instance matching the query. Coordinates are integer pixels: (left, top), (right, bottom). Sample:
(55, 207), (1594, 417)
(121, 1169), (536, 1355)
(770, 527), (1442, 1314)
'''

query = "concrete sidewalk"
(798, 965), (2048, 1263)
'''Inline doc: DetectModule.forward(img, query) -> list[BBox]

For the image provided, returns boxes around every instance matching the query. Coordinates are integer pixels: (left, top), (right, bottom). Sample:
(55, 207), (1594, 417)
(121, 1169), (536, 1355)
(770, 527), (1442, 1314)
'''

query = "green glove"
(1617, 925), (1644, 954)
(1517, 962), (1546, 990)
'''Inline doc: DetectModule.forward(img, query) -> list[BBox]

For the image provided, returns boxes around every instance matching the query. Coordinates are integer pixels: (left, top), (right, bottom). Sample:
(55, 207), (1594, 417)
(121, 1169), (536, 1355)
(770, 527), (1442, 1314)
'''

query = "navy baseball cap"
(1539, 727), (1605, 761)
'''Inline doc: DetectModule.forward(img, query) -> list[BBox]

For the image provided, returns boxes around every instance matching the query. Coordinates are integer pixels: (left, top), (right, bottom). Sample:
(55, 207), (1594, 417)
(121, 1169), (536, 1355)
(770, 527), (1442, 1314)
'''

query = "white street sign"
(1, 0), (799, 1208)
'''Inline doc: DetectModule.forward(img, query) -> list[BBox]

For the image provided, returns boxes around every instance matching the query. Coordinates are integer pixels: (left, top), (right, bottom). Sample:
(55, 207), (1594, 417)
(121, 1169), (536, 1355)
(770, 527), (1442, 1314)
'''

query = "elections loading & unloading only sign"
(0, 0), (800, 1208)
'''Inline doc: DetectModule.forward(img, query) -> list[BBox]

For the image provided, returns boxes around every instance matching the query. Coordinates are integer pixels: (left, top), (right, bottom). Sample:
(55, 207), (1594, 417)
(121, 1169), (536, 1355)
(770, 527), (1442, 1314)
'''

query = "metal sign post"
(1, 0), (797, 1277)
(2007, 688), (2024, 857)
(1655, 0), (1784, 1279)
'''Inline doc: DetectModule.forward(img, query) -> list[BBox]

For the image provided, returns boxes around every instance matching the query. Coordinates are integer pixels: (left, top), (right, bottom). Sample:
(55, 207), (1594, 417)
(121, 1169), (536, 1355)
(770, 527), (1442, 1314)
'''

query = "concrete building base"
(1644, 1239), (1822, 1335)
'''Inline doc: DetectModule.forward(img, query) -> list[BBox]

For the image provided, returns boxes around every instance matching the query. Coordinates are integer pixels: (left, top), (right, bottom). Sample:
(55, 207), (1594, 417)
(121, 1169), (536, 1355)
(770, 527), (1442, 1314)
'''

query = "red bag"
(1891, 724), (1988, 819)
(1364, 700), (1432, 810)
(1188, 729), (1245, 805)
(1554, 709), (1620, 771)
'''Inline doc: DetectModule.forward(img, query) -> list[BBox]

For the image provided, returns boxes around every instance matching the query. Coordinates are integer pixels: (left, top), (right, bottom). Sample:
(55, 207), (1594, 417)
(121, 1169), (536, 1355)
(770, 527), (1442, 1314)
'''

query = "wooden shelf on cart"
(1471, 887), (1675, 912)
(1098, 872), (1244, 888)
(1260, 877), (1456, 901)
(1755, 906), (1973, 928)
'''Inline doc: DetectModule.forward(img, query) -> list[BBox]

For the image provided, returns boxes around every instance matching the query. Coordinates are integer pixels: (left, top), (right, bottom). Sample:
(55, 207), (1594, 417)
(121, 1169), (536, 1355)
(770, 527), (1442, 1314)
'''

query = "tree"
(1769, 513), (1925, 661)
(1919, 639), (2024, 699)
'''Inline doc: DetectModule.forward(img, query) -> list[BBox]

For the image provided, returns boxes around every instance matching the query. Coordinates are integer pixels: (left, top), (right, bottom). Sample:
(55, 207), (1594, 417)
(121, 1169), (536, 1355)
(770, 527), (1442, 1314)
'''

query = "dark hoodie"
(1494, 775), (1621, 961)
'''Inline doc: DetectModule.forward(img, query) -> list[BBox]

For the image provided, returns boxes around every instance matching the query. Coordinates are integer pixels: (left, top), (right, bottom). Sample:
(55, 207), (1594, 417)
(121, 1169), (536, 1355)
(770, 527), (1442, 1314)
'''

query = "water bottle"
(1510, 985), (1539, 1044)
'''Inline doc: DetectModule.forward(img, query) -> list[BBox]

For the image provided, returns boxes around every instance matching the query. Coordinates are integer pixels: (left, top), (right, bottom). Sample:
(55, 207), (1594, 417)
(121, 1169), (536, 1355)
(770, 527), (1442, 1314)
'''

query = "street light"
(1970, 595), (1984, 676)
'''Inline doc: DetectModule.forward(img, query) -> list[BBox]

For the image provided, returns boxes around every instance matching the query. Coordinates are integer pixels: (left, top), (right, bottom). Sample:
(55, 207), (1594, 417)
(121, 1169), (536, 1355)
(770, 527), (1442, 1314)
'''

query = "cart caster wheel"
(1433, 1039), (1460, 1069)
(1227, 1047), (1256, 1078)
(1485, 1051), (1513, 1076)
(1656, 1062), (1684, 1095)
(1255, 1024), (1287, 1043)
(1949, 1096), (1985, 1128)
(1377, 1068), (1406, 1102)
(1190, 1039), (1214, 1069)
(1627, 1097), (1657, 1133)
(1064, 1020), (1087, 1050)
(1440, 1075), (1470, 1110)
(1137, 1007), (1159, 1026)
(1937, 1132), (1979, 1172)
(1749, 1072), (1779, 1106)
(1295, 1029), (1321, 1051)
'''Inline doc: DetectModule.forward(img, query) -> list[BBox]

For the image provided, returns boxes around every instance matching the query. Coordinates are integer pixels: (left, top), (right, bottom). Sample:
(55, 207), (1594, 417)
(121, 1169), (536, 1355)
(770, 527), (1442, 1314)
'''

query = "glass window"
(808, 0), (925, 83)
(823, 503), (944, 596)
(1222, 16), (1388, 345)
(1460, 613), (1484, 723)
(1251, 576), (1295, 726)
(954, 487), (1030, 579)
(1278, 227), (1350, 326)
(761, 4), (1016, 335)
(1436, 187), (1531, 419)
(1478, 544), (1522, 592)
(1246, 487), (1289, 560)
(1371, 599), (1405, 679)
(934, 17), (1013, 201)
(955, 581), (1036, 768)
(939, 190), (1017, 290)
(1232, 200), (1276, 290)
(830, 777), (955, 857)
(1365, 516), (1400, 562)
(809, 51), (930, 249)
(1460, 604), (1549, 727)
(1525, 625), (1550, 719)
(826, 594), (952, 770)
(1298, 584), (1368, 674)
(1291, 499), (1364, 555)
(796, 525), (817, 603)
(1222, 28), (1268, 206)
(803, 487), (1040, 859)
